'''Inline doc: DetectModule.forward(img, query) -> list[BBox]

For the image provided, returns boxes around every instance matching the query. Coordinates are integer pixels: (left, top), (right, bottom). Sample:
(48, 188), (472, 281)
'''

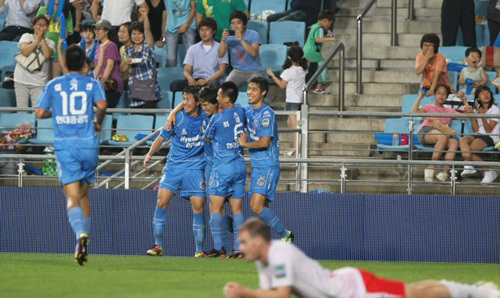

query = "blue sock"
(82, 216), (91, 235)
(259, 208), (290, 238)
(153, 206), (167, 247)
(193, 213), (206, 254)
(232, 213), (245, 251)
(209, 213), (223, 251)
(67, 207), (83, 240)
(221, 214), (230, 250)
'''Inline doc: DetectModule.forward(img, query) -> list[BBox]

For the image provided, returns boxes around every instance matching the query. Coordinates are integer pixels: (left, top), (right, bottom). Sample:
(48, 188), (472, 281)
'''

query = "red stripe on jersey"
(358, 269), (406, 297)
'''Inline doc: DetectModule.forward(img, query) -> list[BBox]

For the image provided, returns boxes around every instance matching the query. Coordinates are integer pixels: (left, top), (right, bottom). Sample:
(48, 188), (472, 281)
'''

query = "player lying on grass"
(223, 218), (499, 298)
(35, 45), (107, 266)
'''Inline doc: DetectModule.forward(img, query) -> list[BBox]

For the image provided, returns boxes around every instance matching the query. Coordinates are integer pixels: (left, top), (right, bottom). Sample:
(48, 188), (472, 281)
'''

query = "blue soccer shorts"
(55, 148), (98, 186)
(208, 160), (246, 199)
(249, 166), (280, 202)
(159, 165), (206, 200)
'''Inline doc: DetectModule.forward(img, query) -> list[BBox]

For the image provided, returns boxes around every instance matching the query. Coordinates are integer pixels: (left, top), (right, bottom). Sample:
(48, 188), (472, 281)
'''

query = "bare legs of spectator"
(460, 135), (488, 170)
(165, 28), (196, 67)
(424, 130), (459, 174)
(14, 82), (43, 109)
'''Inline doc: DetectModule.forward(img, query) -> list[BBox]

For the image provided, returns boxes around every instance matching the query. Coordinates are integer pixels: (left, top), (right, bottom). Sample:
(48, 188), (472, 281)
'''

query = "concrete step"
(337, 32), (441, 47)
(330, 69), (419, 83)
(326, 82), (420, 95)
(309, 116), (385, 132)
(377, 0), (443, 9)
(307, 93), (403, 109)
(322, 42), (419, 60)
(330, 58), (416, 70)
(338, 7), (441, 18)
(335, 19), (441, 34)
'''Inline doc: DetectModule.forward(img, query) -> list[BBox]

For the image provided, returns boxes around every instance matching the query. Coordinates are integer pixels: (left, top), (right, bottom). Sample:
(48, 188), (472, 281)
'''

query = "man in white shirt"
(223, 218), (499, 298)
(0, 0), (40, 41)
(91, 0), (148, 35)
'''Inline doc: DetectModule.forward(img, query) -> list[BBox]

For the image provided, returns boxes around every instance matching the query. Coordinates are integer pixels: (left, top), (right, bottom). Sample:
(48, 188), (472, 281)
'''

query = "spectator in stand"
(415, 33), (455, 96)
(37, 0), (73, 79)
(460, 85), (499, 184)
(412, 84), (469, 183)
(457, 47), (487, 95)
(196, 0), (248, 42)
(91, 0), (148, 36)
(164, 0), (196, 67)
(93, 19), (123, 108)
(121, 8), (161, 108)
(78, 23), (97, 67)
(303, 9), (336, 94)
(267, 46), (308, 157)
(41, 0), (83, 32)
(118, 22), (132, 87)
(266, 0), (324, 27)
(144, 0), (165, 47)
(218, 10), (264, 88)
(170, 17), (227, 93)
(487, 0), (500, 46)
(441, 0), (476, 47)
(0, 0), (40, 41)
(14, 15), (55, 108)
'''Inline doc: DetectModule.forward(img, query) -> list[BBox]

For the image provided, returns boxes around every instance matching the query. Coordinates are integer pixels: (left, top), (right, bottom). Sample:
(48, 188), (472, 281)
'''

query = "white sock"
(441, 280), (498, 298)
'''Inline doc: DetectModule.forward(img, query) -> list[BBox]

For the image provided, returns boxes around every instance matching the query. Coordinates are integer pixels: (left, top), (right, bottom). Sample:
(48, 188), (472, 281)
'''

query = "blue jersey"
(36, 73), (106, 151)
(201, 114), (214, 167)
(160, 110), (205, 169)
(204, 105), (246, 164)
(244, 104), (280, 168)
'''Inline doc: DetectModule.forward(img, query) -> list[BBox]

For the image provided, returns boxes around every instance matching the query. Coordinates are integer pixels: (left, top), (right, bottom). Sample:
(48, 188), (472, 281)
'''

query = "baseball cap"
(93, 19), (112, 31)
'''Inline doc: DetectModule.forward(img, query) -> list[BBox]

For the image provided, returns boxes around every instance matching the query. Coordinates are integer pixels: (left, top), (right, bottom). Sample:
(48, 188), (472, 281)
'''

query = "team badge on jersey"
(200, 179), (206, 190)
(209, 177), (213, 186)
(274, 264), (286, 278)
(181, 128), (188, 135)
(262, 118), (270, 128)
(257, 176), (265, 186)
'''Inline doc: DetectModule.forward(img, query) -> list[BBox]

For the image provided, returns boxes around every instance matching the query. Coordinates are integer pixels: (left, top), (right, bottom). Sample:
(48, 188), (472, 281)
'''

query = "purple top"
(95, 42), (124, 93)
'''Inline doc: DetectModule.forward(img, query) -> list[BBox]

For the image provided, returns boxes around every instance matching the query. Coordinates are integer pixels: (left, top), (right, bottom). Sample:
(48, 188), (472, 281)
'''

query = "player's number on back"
(61, 91), (88, 116)
(234, 122), (243, 140)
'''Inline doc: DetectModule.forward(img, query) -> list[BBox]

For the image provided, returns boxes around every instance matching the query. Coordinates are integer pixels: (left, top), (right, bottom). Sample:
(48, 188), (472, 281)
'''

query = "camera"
(228, 30), (235, 36)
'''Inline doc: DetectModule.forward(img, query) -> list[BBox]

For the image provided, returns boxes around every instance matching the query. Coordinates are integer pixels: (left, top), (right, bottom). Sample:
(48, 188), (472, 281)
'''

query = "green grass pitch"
(1, 253), (499, 298)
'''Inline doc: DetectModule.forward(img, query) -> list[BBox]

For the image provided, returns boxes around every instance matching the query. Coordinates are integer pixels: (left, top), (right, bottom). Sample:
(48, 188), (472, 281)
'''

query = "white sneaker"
(461, 166), (477, 178)
(481, 170), (498, 184)
(473, 281), (500, 298)
(436, 172), (449, 182)
(424, 168), (434, 182)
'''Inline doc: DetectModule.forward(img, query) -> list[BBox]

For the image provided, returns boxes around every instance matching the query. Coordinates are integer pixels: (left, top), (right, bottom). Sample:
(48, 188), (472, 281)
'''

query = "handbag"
(15, 46), (46, 73)
(128, 56), (158, 102)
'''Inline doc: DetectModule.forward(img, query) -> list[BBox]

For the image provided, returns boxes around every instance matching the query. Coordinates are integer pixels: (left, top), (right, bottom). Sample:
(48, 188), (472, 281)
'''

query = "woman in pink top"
(412, 84), (469, 183)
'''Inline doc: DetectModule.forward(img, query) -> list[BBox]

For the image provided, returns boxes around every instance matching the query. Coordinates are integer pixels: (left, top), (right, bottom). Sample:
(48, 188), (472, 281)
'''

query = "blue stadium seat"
(0, 41), (19, 70)
(485, 71), (498, 94)
(401, 94), (435, 113)
(99, 114), (113, 145)
(238, 91), (249, 106)
(0, 113), (35, 130)
(154, 46), (167, 68)
(439, 46), (468, 63)
(157, 67), (185, 93)
(448, 71), (458, 91)
(1, 65), (15, 85)
(107, 114), (154, 147)
(173, 92), (183, 108)
(247, 20), (268, 44)
(29, 118), (54, 146)
(177, 43), (186, 67)
(375, 118), (411, 151)
(0, 88), (16, 107)
(157, 90), (174, 111)
(250, 0), (287, 18)
(269, 21), (306, 46)
(112, 92), (131, 120)
(260, 44), (287, 73)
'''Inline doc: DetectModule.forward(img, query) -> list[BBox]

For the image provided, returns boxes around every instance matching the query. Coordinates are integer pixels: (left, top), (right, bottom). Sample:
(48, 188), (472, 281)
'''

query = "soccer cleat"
(75, 233), (89, 266)
(461, 166), (477, 178)
(194, 251), (208, 258)
(206, 247), (227, 258)
(481, 170), (498, 184)
(424, 168), (434, 182)
(436, 172), (449, 182)
(473, 281), (500, 297)
(146, 244), (163, 256)
(281, 231), (294, 243)
(226, 251), (244, 259)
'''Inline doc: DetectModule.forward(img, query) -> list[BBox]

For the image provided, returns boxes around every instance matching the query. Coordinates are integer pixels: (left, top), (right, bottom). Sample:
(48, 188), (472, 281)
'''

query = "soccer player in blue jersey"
(238, 77), (294, 243)
(144, 86), (208, 258)
(204, 81), (247, 258)
(35, 45), (108, 266)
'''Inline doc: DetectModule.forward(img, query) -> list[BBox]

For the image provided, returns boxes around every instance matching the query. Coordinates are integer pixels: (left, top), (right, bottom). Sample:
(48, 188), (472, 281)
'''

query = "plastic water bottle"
(392, 133), (399, 146)
(465, 78), (473, 95)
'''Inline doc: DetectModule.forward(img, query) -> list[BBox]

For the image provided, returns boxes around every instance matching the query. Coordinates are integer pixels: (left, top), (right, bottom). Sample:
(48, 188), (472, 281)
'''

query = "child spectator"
(267, 45), (308, 156)
(458, 47), (487, 95)
(415, 33), (455, 96)
(460, 85), (499, 184)
(79, 23), (97, 67)
(303, 9), (337, 94)
(218, 10), (264, 88)
(118, 22), (133, 87)
(412, 84), (469, 183)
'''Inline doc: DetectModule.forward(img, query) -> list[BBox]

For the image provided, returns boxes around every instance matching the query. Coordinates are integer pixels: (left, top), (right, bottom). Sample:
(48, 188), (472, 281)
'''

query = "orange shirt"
(415, 52), (455, 93)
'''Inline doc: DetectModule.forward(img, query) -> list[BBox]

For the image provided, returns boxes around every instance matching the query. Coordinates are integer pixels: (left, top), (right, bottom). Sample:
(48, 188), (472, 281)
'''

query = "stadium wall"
(0, 187), (498, 263)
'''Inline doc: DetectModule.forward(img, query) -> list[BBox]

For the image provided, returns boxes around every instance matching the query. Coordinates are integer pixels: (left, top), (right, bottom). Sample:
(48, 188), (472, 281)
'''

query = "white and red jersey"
(256, 241), (406, 298)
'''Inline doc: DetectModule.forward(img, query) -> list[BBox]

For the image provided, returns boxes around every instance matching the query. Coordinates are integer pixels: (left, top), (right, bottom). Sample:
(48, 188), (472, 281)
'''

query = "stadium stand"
(99, 114), (113, 145)
(0, 112), (35, 130)
(29, 118), (54, 146)
(0, 88), (16, 107)
(249, 0), (287, 18)
(269, 20), (306, 46)
(107, 114), (154, 147)
(157, 67), (185, 93)
(0, 41), (19, 70)
(157, 91), (174, 111)
(247, 20), (268, 44)
(259, 44), (287, 73)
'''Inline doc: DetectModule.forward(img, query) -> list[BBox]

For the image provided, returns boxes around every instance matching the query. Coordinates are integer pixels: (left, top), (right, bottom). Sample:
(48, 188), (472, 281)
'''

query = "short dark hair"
(420, 33), (440, 53)
(230, 10), (247, 26)
(81, 23), (94, 32)
(249, 76), (269, 97)
(183, 86), (201, 102)
(318, 9), (334, 21)
(434, 84), (451, 97)
(120, 22), (132, 35)
(240, 218), (271, 242)
(220, 81), (239, 103)
(474, 85), (495, 109)
(199, 86), (218, 105)
(199, 17), (217, 33)
(65, 45), (86, 71)
(130, 21), (144, 34)
(465, 47), (482, 59)
(32, 15), (48, 26)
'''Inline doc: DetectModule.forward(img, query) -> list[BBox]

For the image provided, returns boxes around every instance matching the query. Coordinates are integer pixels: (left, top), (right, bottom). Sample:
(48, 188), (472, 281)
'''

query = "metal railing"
(356, 0), (416, 94)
